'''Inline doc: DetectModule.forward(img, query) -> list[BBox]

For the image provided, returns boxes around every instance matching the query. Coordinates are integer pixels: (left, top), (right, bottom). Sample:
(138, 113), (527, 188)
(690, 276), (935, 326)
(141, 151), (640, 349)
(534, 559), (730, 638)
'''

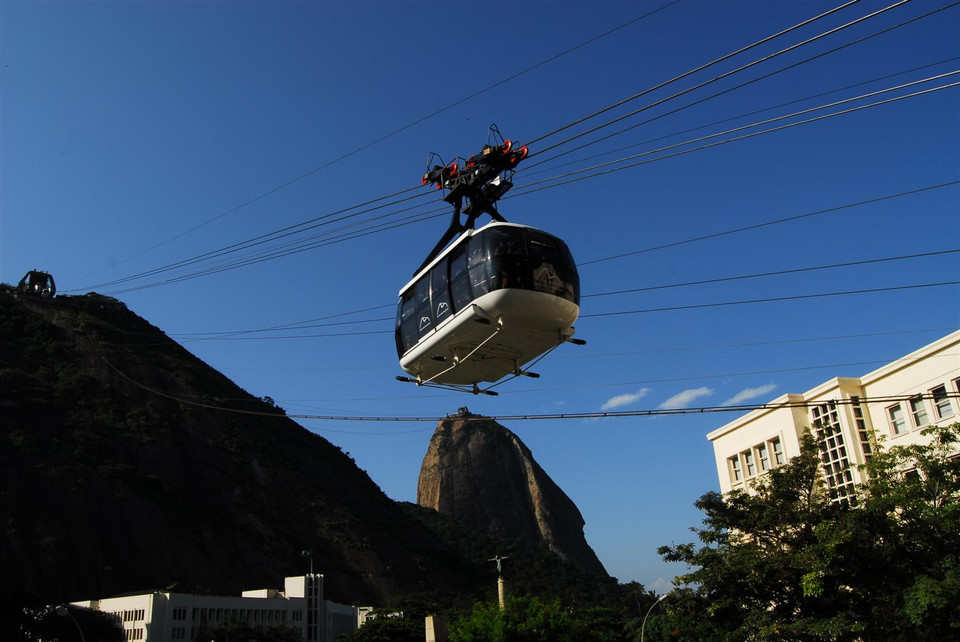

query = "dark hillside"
(0, 291), (478, 605)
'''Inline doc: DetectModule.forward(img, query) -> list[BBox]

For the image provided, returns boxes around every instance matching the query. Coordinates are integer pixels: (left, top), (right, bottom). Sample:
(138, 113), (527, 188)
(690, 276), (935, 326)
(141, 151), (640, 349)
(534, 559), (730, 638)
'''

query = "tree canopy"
(656, 423), (960, 641)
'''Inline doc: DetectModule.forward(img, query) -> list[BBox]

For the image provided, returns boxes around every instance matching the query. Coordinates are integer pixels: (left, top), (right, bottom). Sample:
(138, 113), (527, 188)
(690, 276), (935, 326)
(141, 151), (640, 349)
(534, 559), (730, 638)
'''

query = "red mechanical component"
(501, 140), (512, 154)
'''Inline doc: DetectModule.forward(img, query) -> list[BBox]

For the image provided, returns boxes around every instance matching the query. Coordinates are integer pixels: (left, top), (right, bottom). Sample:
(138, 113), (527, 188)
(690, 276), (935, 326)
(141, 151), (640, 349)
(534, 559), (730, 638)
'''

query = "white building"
(708, 330), (960, 502)
(71, 574), (357, 642)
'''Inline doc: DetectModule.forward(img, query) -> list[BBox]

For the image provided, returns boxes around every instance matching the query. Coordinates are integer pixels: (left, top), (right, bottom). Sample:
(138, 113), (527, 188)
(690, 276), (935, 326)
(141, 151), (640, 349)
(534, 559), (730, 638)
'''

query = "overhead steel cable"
(111, 202), (449, 291)
(584, 249), (960, 299)
(582, 282), (960, 319)
(153, 182), (957, 338)
(71, 4), (952, 296)
(169, 256), (959, 341)
(174, 303), (395, 338)
(78, 330), (960, 422)
(78, 1), (682, 283)
(542, 70), (960, 180)
(521, 55), (960, 177)
(528, 0), (931, 159)
(522, 3), (960, 173)
(94, 77), (960, 297)
(308, 355), (960, 403)
(579, 181), (959, 266)
(65, 1), (863, 294)
(194, 283), (960, 339)
(77, 53), (958, 296)
(525, 0), (864, 147)
(509, 82), (960, 203)
(68, 185), (432, 293)
(513, 73), (960, 196)
(548, 328), (960, 361)
(104, 207), (450, 295)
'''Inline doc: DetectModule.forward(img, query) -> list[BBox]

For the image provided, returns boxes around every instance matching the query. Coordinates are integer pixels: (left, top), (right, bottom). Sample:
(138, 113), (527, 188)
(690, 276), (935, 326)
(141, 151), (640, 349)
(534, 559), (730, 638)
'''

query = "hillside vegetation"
(0, 291), (625, 618)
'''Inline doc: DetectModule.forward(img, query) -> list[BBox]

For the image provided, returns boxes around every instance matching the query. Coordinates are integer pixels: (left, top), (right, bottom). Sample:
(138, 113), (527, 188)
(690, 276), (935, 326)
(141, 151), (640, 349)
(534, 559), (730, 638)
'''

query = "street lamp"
(55, 605), (86, 642)
(640, 593), (668, 642)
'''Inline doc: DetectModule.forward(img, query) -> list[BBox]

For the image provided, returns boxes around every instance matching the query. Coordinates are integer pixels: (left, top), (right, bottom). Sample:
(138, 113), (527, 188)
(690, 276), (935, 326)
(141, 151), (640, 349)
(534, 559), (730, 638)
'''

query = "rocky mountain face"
(417, 412), (607, 576)
(0, 292), (480, 606)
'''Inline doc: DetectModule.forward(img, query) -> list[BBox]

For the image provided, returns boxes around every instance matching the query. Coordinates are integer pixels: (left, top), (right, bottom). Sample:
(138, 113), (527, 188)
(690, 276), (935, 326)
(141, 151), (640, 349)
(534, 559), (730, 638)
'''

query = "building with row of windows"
(707, 330), (960, 502)
(71, 574), (358, 642)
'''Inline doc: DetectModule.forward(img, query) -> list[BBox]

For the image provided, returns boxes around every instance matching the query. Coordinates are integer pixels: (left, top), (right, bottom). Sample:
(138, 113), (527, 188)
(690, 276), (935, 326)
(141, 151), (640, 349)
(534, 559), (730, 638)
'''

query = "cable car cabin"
(396, 221), (580, 388)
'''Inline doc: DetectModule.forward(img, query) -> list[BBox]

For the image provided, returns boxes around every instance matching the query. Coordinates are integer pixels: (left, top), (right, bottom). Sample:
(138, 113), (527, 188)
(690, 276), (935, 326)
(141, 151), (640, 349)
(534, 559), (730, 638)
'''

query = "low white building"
(708, 330), (960, 502)
(72, 574), (357, 642)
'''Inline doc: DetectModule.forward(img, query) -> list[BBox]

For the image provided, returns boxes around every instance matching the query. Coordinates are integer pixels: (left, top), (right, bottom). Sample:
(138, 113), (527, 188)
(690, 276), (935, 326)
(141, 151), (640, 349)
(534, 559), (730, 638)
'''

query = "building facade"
(707, 330), (960, 501)
(71, 575), (357, 642)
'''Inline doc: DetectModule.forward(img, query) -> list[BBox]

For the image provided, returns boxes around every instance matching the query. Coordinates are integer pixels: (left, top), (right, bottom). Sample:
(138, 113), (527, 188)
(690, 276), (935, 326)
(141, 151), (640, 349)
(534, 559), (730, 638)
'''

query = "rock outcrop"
(417, 410), (607, 576)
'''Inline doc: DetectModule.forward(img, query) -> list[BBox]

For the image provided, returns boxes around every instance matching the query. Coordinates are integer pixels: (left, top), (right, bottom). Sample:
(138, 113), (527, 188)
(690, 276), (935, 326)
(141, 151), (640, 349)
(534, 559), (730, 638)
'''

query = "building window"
(729, 456), (742, 482)
(757, 443), (770, 471)
(888, 404), (907, 435)
(910, 396), (930, 428)
(771, 438), (785, 464)
(744, 450), (756, 476)
(851, 395), (873, 459)
(931, 385), (954, 420)
(813, 402), (856, 505)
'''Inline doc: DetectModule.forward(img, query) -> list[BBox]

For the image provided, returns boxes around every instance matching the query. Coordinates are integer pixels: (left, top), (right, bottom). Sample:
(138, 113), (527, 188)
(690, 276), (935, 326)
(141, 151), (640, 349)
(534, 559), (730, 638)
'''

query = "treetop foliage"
(656, 423), (960, 641)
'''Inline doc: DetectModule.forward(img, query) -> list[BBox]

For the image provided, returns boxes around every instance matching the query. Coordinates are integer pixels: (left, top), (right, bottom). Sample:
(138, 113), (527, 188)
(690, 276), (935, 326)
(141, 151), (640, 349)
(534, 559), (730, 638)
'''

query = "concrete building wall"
(859, 332), (960, 449)
(708, 330), (960, 497)
(72, 575), (356, 642)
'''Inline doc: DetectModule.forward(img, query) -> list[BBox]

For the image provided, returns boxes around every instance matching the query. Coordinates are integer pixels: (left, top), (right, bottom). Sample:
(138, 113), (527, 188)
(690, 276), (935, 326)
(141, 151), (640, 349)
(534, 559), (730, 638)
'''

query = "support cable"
(528, 0), (915, 156)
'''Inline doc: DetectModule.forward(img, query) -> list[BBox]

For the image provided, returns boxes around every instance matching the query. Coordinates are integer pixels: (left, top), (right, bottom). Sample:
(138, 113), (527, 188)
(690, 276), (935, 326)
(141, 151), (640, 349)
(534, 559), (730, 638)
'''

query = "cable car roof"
(398, 220), (547, 296)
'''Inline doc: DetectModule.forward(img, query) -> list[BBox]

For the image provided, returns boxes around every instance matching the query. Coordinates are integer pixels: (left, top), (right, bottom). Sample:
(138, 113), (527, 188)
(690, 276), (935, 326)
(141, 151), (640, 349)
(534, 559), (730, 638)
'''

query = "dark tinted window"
(396, 289), (418, 355)
(484, 226), (527, 290)
(479, 226), (580, 304)
(431, 259), (452, 324)
(414, 276), (432, 339)
(467, 235), (491, 299)
(449, 243), (471, 312)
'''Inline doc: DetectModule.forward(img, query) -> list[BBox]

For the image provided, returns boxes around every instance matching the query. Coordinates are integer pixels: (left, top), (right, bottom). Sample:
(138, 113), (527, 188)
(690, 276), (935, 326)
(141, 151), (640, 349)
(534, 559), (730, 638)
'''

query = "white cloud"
(658, 387), (714, 409)
(722, 383), (778, 407)
(600, 388), (651, 411)
(650, 577), (675, 594)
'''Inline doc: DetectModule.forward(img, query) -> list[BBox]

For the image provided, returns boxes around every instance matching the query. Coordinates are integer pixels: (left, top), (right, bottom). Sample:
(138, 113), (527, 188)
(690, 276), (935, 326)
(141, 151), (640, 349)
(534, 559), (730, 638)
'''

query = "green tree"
(344, 614), (423, 642)
(855, 423), (960, 637)
(0, 602), (124, 642)
(658, 423), (960, 641)
(197, 614), (301, 642)
(450, 595), (589, 642)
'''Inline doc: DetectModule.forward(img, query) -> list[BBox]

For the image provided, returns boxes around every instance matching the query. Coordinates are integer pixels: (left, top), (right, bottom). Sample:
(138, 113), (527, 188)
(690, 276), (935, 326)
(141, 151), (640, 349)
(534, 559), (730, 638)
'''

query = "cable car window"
(525, 232), (564, 297)
(558, 240), (580, 303)
(431, 260), (452, 324)
(448, 243), (471, 312)
(397, 289), (418, 354)
(414, 276), (432, 339)
(468, 234), (491, 299)
(485, 227), (526, 290)
(524, 229), (579, 303)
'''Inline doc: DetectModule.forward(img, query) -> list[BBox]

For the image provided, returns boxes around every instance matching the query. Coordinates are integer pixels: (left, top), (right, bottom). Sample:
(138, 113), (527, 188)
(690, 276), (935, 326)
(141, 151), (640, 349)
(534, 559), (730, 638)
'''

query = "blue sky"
(2, 0), (958, 593)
